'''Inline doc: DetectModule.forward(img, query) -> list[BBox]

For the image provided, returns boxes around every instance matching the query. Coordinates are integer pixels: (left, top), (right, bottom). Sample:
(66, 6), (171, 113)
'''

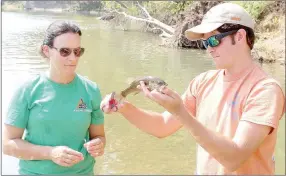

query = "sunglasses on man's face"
(49, 46), (85, 57)
(202, 30), (238, 49)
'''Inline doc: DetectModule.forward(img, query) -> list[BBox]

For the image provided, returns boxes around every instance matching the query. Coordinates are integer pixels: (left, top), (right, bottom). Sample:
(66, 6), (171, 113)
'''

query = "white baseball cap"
(185, 3), (255, 41)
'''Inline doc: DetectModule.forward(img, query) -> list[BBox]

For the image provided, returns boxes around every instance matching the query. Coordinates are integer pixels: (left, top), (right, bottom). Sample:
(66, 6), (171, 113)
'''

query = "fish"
(120, 76), (168, 98)
(106, 76), (167, 111)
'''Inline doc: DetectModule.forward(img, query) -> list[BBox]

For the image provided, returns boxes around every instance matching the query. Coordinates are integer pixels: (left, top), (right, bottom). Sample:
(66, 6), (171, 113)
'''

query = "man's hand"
(49, 146), (84, 167)
(139, 81), (187, 117)
(84, 138), (105, 158)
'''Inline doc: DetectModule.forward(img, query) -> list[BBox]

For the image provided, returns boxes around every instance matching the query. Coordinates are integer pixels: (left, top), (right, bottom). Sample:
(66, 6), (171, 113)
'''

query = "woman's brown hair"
(39, 20), (82, 58)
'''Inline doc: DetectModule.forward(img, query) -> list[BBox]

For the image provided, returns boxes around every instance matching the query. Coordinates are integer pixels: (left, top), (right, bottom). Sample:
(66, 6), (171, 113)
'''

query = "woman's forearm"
(3, 138), (53, 160)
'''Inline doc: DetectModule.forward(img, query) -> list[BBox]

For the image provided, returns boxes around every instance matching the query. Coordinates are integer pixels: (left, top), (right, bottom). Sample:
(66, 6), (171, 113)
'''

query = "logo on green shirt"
(74, 98), (91, 112)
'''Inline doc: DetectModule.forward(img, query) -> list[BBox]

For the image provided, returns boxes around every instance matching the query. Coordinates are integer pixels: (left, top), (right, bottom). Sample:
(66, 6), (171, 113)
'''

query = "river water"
(2, 11), (285, 175)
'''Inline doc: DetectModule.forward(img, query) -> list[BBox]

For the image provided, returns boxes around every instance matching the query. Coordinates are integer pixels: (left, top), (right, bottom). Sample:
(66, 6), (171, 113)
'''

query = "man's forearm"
(119, 102), (175, 138)
(178, 109), (242, 171)
(3, 138), (52, 160)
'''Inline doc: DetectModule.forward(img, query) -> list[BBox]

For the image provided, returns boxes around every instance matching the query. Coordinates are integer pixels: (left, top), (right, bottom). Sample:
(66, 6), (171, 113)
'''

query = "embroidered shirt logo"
(74, 98), (91, 112)
(77, 99), (87, 109)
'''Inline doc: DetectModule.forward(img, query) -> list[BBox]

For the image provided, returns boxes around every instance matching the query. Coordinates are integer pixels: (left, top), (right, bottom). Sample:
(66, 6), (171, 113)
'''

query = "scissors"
(109, 92), (118, 111)
(101, 91), (118, 112)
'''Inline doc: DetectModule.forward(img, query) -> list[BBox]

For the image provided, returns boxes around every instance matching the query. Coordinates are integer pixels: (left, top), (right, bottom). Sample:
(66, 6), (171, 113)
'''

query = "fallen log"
(98, 1), (222, 48)
(99, 1), (175, 38)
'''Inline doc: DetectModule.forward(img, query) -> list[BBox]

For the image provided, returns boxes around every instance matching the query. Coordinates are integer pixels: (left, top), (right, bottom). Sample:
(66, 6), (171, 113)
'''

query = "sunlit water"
(2, 11), (285, 175)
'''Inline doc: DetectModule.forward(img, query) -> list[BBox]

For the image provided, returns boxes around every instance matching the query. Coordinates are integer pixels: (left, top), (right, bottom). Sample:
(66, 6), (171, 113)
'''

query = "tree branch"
(109, 9), (175, 35)
(135, 1), (152, 19)
(115, 0), (128, 9)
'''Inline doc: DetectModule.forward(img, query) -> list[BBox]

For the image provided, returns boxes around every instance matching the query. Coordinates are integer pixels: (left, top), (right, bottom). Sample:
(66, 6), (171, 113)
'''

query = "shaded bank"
(99, 1), (285, 65)
(2, 1), (285, 64)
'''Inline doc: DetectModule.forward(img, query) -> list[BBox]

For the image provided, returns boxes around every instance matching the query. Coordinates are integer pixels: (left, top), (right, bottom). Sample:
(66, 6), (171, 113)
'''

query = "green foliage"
(102, 1), (128, 11)
(99, 1), (193, 20)
(144, 1), (193, 17)
(139, 1), (193, 24)
(2, 1), (25, 10)
(101, 1), (140, 16)
(1, 0), (277, 25)
(76, 1), (103, 11)
(232, 1), (272, 20)
(128, 5), (140, 16)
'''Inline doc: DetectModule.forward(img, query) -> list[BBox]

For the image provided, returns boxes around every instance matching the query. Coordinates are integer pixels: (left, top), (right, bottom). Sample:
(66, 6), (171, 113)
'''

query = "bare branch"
(115, 0), (128, 9)
(135, 1), (152, 19)
(109, 9), (175, 35)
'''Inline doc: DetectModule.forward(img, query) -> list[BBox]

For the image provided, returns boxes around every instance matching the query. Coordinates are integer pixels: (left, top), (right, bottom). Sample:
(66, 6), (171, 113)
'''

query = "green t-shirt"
(4, 73), (104, 175)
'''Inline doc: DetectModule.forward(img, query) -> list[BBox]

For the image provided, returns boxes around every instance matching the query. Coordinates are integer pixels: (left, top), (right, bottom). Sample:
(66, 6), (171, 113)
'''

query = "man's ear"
(42, 45), (50, 58)
(236, 29), (247, 43)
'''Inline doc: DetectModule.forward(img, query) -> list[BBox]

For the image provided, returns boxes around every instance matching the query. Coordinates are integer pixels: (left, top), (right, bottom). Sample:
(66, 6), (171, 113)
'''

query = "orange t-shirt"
(182, 64), (285, 175)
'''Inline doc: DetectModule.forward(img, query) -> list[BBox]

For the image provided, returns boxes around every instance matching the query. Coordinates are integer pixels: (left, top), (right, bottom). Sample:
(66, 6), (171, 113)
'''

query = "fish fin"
(133, 91), (140, 96)
(126, 77), (135, 85)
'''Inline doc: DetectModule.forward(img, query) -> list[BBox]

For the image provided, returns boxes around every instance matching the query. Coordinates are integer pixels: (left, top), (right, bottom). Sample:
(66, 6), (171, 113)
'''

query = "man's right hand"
(49, 146), (84, 167)
(100, 92), (125, 114)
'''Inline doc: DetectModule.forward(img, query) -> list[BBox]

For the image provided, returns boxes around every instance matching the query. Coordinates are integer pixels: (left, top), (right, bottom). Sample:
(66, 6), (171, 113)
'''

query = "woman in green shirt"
(3, 20), (105, 175)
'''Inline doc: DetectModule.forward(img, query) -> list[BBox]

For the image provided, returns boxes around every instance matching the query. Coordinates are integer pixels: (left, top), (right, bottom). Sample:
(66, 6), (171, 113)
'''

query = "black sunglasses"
(49, 46), (85, 57)
(202, 30), (238, 48)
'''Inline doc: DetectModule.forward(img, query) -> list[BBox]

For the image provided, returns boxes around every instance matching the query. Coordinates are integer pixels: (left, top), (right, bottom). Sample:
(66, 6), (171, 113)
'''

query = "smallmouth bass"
(120, 76), (168, 98)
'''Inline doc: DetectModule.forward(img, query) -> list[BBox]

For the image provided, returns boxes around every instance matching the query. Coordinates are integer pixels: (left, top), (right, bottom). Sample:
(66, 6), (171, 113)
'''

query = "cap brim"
(185, 23), (224, 41)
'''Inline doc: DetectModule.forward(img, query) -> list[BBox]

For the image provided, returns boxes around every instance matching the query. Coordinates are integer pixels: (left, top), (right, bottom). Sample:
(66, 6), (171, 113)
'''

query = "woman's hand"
(49, 146), (84, 167)
(84, 138), (105, 158)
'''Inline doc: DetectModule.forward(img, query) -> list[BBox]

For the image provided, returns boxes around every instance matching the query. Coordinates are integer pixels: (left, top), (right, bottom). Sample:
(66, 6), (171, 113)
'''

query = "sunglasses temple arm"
(216, 30), (237, 40)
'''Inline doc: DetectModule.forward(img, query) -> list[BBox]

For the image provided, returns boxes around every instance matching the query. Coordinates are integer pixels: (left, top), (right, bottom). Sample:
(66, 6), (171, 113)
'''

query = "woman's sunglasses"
(49, 46), (85, 57)
(202, 30), (238, 48)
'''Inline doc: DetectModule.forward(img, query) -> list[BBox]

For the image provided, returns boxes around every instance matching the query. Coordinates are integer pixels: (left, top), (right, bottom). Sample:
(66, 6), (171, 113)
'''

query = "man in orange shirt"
(101, 3), (285, 175)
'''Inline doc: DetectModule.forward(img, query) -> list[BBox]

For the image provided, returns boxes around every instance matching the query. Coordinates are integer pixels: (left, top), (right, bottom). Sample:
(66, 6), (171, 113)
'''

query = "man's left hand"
(139, 81), (186, 117)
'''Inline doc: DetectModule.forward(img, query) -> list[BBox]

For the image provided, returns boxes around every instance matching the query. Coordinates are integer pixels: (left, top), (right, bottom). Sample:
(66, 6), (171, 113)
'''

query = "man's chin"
(64, 68), (77, 75)
(214, 63), (226, 70)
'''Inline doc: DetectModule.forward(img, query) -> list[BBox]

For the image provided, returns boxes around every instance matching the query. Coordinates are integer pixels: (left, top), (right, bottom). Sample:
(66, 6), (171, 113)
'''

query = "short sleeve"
(181, 76), (201, 118)
(91, 87), (104, 125)
(241, 80), (285, 129)
(4, 85), (30, 129)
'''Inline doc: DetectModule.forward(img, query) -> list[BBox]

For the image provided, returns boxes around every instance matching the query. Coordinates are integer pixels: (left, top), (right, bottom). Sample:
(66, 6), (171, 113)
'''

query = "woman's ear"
(42, 45), (50, 58)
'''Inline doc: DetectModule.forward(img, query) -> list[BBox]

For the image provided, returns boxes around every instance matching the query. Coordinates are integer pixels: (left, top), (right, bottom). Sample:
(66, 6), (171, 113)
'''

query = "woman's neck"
(47, 69), (76, 84)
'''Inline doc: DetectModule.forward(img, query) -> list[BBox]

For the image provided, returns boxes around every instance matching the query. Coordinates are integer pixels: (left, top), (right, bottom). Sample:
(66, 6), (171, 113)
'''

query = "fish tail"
(120, 87), (132, 98)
